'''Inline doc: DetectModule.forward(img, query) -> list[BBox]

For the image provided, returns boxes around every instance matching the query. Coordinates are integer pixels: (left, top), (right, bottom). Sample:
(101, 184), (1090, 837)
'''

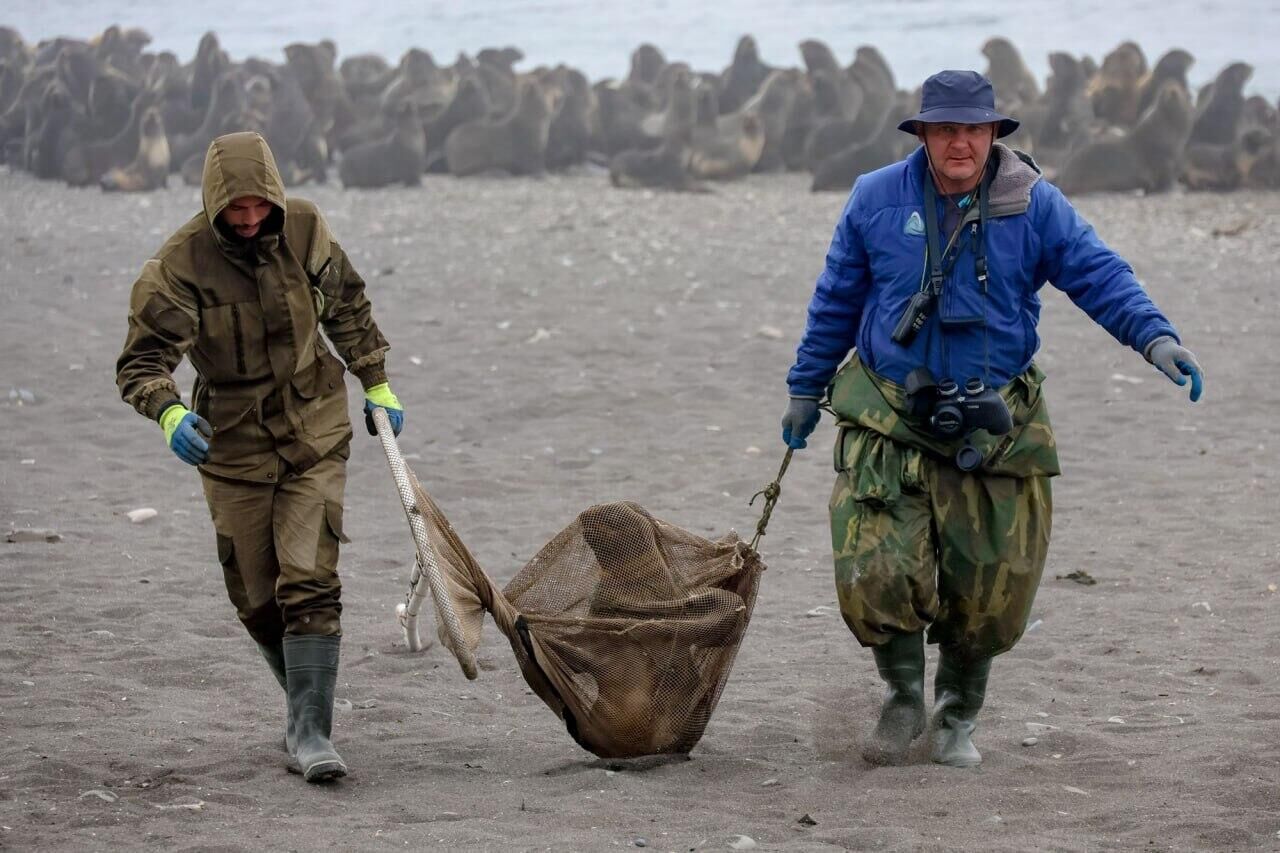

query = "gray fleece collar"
(986, 143), (1042, 216)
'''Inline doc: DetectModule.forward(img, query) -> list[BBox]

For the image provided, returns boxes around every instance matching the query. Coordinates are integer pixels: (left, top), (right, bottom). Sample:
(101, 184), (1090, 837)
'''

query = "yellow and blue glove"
(363, 382), (404, 437)
(159, 403), (213, 466)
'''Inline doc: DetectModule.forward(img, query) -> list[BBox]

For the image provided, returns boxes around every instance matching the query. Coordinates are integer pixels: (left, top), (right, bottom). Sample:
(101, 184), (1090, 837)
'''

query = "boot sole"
(303, 759), (348, 783)
(931, 754), (982, 768)
(286, 758), (348, 782)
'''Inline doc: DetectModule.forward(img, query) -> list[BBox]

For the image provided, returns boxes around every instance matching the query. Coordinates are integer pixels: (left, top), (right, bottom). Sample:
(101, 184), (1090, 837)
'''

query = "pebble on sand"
(1022, 736), (1038, 746)
(127, 508), (159, 524)
(5, 528), (61, 543)
(728, 836), (757, 851)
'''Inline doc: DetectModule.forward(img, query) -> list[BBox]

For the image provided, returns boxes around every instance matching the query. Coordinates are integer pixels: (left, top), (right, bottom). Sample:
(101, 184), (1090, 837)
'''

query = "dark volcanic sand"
(1, 170), (1277, 851)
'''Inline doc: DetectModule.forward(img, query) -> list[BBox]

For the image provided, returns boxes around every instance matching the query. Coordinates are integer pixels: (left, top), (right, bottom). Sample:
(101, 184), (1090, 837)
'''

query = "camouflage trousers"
(829, 428), (1052, 660)
(200, 445), (351, 643)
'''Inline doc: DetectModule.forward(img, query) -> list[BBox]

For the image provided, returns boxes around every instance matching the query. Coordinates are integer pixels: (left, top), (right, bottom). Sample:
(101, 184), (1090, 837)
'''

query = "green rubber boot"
(282, 635), (348, 783)
(861, 631), (926, 766)
(256, 641), (296, 753)
(930, 651), (992, 768)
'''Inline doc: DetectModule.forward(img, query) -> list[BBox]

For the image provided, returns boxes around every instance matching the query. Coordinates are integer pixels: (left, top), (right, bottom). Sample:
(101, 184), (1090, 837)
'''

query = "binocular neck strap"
(921, 174), (946, 296)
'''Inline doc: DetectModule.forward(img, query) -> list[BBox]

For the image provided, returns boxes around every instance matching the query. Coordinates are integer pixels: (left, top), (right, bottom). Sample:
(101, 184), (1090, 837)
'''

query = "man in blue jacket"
(780, 70), (1203, 768)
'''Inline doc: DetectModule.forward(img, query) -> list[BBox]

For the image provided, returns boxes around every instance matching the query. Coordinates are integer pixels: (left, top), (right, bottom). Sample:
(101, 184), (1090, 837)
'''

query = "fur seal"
(169, 72), (247, 168)
(545, 66), (596, 170)
(982, 37), (1040, 108)
(1136, 49), (1194, 119)
(339, 101), (425, 188)
(78, 86), (162, 183)
(381, 48), (451, 112)
(27, 80), (83, 180)
(1189, 62), (1253, 146)
(799, 39), (859, 118)
(780, 76), (817, 171)
(1243, 130), (1280, 189)
(1180, 137), (1249, 192)
(689, 111), (764, 180)
(189, 32), (229, 116)
(100, 105), (168, 191)
(627, 44), (666, 89)
(717, 35), (772, 115)
(1056, 82), (1193, 195)
(743, 68), (802, 172)
(423, 74), (490, 170)
(340, 53), (393, 100)
(445, 78), (556, 176)
(1088, 41), (1147, 126)
(284, 41), (349, 139)
(0, 60), (23, 116)
(609, 138), (705, 192)
(811, 91), (914, 192)
(594, 80), (662, 156)
(0, 26), (28, 67)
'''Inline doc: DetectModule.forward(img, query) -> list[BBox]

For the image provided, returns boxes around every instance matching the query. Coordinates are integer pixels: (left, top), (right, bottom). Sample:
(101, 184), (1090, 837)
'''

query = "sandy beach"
(1, 169), (1278, 851)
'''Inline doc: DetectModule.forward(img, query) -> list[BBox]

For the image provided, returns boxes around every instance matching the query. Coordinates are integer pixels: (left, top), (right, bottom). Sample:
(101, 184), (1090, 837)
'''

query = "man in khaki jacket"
(116, 131), (404, 783)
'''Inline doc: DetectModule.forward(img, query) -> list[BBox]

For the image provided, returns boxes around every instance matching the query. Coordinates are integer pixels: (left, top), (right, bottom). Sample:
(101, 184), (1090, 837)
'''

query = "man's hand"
(159, 403), (212, 466)
(363, 382), (404, 436)
(1146, 337), (1204, 402)
(781, 397), (821, 449)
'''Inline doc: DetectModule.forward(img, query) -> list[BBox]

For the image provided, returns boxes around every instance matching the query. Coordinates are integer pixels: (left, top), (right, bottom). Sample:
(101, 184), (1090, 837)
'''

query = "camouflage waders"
(829, 429), (1052, 657)
(826, 356), (1060, 765)
(826, 356), (1060, 658)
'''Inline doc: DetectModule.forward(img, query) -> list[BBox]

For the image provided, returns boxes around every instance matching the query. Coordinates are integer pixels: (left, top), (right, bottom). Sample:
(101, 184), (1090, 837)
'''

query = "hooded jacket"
(117, 132), (389, 482)
(786, 143), (1179, 397)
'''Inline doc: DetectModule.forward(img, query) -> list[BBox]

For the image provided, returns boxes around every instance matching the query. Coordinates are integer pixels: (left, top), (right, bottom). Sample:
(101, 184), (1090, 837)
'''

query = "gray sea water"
(7, 0), (1279, 98)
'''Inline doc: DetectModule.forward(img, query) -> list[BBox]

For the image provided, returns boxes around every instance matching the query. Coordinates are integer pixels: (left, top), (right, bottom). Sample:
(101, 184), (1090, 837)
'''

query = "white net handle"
(371, 407), (478, 680)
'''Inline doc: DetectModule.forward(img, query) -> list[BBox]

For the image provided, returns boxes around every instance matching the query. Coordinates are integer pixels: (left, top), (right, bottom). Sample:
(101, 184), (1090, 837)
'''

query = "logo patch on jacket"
(904, 211), (925, 237)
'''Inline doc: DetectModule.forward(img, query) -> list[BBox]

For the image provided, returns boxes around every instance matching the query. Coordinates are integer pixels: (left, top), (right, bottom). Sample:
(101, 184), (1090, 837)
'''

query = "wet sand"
(1, 170), (1277, 851)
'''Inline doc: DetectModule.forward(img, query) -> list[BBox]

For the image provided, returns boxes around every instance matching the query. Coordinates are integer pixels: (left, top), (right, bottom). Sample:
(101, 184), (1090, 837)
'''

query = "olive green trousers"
(201, 447), (350, 643)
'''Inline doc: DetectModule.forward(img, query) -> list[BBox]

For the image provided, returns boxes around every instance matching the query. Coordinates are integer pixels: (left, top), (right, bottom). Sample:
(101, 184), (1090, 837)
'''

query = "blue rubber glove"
(781, 397), (821, 449)
(363, 382), (404, 436)
(1146, 337), (1204, 402)
(159, 404), (212, 466)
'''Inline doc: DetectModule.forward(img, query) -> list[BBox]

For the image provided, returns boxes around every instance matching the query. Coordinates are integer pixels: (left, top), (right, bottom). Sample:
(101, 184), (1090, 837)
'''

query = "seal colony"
(0, 24), (1275, 195)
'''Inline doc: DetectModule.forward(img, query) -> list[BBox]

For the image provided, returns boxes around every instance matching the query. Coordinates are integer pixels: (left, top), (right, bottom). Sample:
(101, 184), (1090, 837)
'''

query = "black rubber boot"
(930, 650), (992, 768)
(861, 631), (926, 765)
(282, 635), (348, 783)
(256, 641), (296, 754)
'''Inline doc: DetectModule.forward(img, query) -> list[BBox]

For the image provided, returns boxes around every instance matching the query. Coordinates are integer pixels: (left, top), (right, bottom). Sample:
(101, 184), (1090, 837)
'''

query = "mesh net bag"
(407, 476), (766, 759)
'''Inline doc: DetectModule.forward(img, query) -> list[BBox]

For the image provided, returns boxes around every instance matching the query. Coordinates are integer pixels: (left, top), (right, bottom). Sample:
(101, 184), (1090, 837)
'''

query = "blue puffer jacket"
(786, 144), (1180, 398)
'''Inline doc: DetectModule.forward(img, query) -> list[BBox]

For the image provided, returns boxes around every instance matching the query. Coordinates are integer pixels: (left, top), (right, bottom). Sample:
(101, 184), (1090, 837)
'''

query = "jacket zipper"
(230, 304), (247, 375)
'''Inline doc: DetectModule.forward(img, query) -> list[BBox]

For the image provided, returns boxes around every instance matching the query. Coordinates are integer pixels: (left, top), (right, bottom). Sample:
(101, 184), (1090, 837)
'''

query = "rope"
(747, 448), (793, 552)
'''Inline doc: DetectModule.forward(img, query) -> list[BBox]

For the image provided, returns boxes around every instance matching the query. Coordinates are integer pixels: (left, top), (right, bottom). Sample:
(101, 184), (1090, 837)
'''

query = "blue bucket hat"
(897, 69), (1020, 137)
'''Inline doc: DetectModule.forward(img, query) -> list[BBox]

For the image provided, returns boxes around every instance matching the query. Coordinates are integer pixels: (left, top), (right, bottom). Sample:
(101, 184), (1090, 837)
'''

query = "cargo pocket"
(216, 533), (235, 567)
(833, 427), (922, 509)
(317, 499), (351, 577)
(215, 532), (251, 615)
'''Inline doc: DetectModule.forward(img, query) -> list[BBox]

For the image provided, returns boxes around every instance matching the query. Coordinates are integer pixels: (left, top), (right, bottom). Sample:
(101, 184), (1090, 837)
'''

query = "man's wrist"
(365, 382), (401, 410)
(1143, 335), (1177, 362)
(158, 403), (191, 443)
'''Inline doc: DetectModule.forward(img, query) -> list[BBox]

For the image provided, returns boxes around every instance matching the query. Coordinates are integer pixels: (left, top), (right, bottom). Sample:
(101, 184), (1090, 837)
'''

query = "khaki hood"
(201, 131), (288, 249)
